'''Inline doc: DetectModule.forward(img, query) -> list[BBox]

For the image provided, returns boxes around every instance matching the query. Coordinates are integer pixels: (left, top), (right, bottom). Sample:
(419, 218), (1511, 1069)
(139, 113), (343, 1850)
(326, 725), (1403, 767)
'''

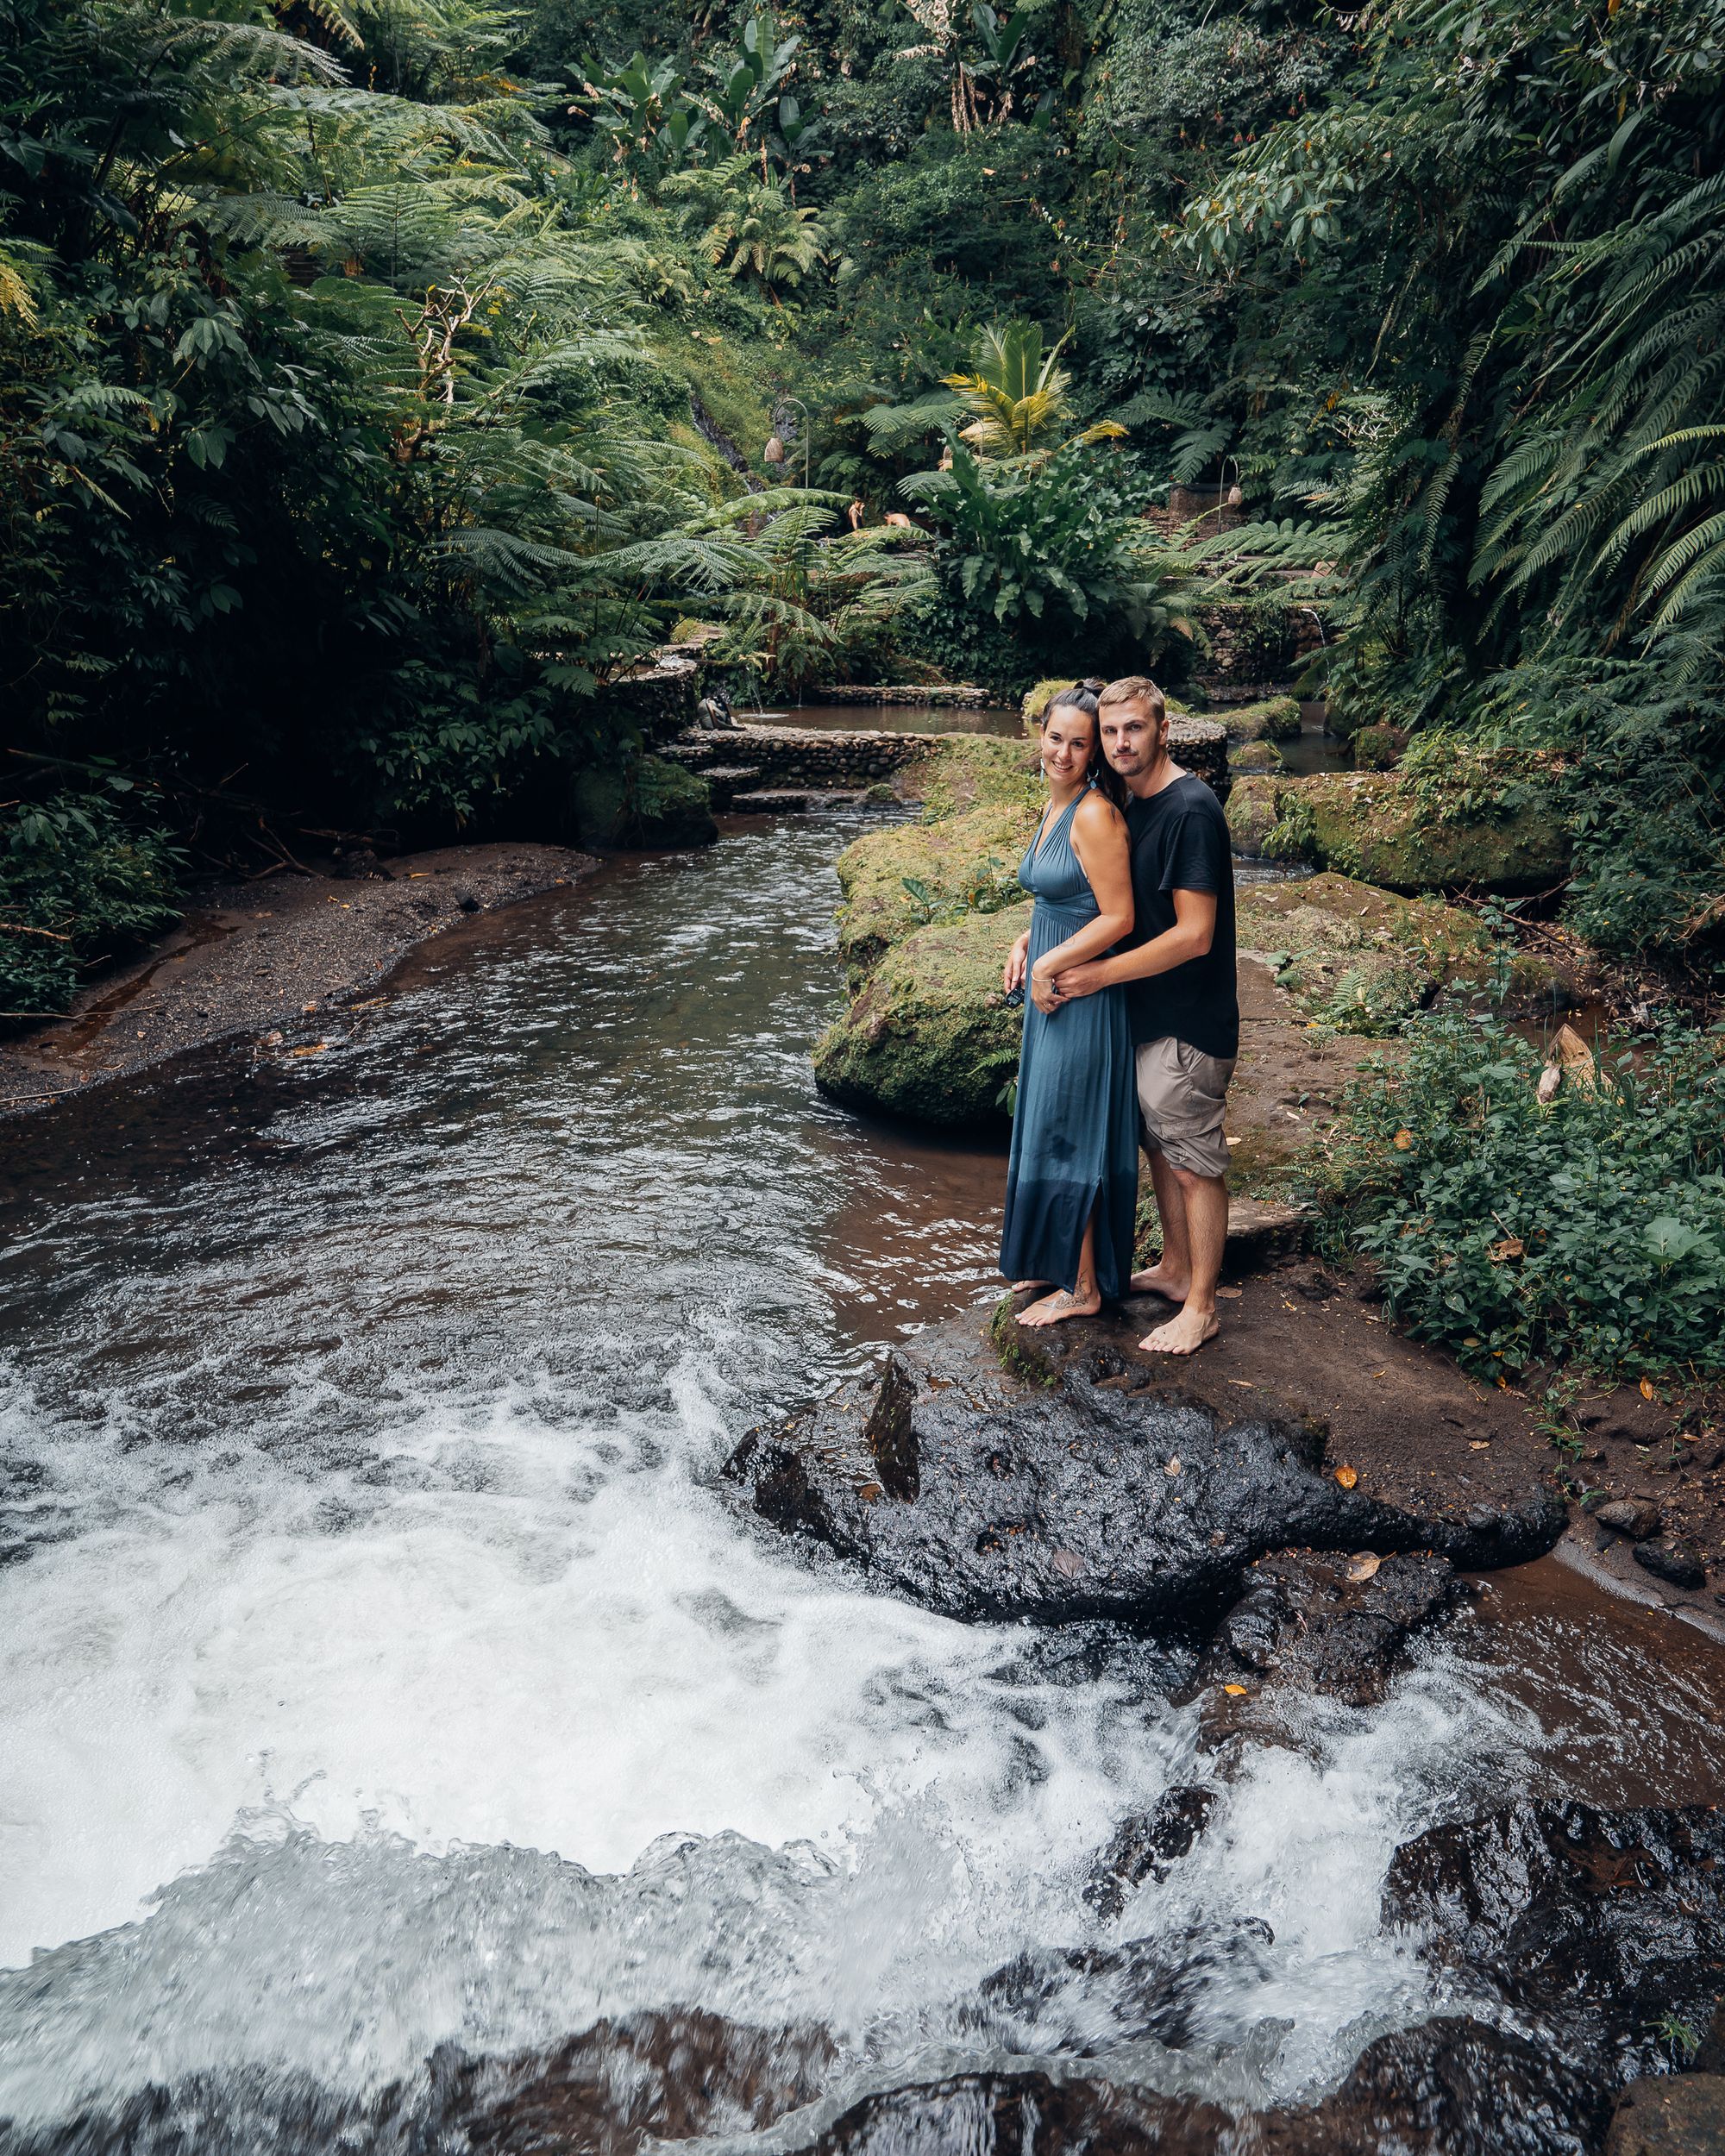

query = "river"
(2, 812), (1721, 2151)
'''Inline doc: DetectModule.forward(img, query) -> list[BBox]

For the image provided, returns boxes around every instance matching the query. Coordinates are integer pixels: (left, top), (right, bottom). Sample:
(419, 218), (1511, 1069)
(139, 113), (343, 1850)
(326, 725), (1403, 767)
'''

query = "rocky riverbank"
(716, 1289), (1725, 2153)
(0, 843), (597, 1118)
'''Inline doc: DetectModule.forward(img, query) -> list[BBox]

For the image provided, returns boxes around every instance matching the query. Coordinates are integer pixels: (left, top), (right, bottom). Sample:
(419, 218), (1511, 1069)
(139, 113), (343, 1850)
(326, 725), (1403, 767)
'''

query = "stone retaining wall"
(806, 685), (992, 708)
(726, 724), (929, 787)
(689, 716), (1231, 797)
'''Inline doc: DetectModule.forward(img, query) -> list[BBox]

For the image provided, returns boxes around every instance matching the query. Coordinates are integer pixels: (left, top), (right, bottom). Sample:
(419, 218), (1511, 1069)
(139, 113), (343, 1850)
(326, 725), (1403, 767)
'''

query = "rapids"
(0, 812), (1709, 2149)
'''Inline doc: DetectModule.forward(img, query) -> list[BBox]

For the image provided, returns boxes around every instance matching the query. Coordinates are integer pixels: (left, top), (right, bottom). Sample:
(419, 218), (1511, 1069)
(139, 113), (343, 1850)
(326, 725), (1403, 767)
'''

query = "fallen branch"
(0, 921), (73, 940)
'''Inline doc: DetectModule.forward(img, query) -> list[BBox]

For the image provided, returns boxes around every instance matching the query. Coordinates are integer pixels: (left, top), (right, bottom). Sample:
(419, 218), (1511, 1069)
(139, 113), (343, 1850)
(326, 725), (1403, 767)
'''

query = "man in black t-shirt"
(1047, 675), (1237, 1355)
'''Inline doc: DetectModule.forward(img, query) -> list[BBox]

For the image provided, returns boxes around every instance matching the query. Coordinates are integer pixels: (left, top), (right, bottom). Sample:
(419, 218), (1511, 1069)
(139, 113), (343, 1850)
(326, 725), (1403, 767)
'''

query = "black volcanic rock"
(1383, 1801), (1725, 2082)
(791, 2015), (1611, 2155)
(1190, 1548), (1471, 1745)
(724, 1307), (1564, 1628)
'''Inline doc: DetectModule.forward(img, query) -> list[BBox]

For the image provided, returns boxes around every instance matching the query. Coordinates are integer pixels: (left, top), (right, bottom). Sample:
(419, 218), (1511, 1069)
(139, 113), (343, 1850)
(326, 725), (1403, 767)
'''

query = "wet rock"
(1191, 1549), (1467, 1739)
(1083, 1785), (1218, 1919)
(1383, 1801), (1725, 2081)
(1231, 738), (1285, 774)
(1634, 1539), (1708, 1590)
(792, 2017), (1609, 2155)
(725, 1308), (1566, 1627)
(1596, 1498), (1663, 1539)
(0, 2013), (836, 2156)
(447, 2009), (837, 2153)
(1607, 2075), (1725, 2156)
(974, 1919), (1276, 2055)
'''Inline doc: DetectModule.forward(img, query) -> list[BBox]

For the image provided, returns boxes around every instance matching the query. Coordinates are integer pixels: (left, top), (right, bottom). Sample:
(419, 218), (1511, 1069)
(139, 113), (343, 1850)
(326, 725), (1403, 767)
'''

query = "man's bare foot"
(1138, 1307), (1220, 1356)
(1129, 1262), (1189, 1301)
(1019, 1287), (1102, 1327)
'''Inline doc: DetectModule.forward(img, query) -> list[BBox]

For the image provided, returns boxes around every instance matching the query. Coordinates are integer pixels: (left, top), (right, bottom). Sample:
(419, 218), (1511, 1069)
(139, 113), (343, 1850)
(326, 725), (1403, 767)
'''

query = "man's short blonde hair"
(1099, 674), (1166, 724)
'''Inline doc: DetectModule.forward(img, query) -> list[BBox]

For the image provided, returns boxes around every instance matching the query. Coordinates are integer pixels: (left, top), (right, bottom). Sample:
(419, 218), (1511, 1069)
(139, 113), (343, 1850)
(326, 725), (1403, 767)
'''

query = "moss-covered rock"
(833, 805), (1034, 979)
(1225, 774), (1294, 860)
(812, 902), (1029, 1126)
(1221, 694), (1302, 743)
(1237, 872), (1558, 1032)
(1231, 739), (1285, 775)
(831, 737), (1041, 977)
(1226, 769), (1567, 894)
(570, 755), (718, 849)
(1353, 723), (1405, 770)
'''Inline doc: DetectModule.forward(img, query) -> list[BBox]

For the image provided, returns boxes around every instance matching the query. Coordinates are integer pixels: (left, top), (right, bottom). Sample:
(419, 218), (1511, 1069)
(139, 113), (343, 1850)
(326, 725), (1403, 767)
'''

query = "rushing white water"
(0, 818), (1546, 2144)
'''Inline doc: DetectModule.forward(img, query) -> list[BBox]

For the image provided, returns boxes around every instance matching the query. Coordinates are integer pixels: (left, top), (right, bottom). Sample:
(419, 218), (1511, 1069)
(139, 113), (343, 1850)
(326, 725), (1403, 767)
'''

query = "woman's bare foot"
(1012, 1279), (1054, 1293)
(1128, 1261), (1189, 1301)
(1019, 1287), (1102, 1327)
(1138, 1307), (1220, 1356)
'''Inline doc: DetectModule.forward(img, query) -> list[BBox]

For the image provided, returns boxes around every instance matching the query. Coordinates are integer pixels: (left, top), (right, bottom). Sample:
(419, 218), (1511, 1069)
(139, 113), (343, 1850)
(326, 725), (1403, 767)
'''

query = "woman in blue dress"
(999, 680), (1139, 1326)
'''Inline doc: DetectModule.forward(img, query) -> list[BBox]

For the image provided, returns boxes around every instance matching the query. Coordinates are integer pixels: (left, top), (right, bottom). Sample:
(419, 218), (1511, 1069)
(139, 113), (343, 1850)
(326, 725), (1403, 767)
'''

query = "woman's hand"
(1029, 958), (1063, 1014)
(1002, 931), (1031, 993)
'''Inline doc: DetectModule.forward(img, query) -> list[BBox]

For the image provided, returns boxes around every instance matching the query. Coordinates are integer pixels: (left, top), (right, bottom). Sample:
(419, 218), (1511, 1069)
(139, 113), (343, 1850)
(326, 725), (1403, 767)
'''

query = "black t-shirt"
(1122, 773), (1239, 1059)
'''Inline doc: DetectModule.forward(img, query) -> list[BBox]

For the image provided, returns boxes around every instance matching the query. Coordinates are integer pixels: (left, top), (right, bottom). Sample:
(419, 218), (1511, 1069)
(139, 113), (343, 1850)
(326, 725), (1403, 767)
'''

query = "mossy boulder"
(1221, 695), (1302, 743)
(570, 755), (717, 849)
(812, 902), (1028, 1126)
(1225, 769), (1567, 895)
(1237, 872), (1559, 1033)
(832, 806), (1035, 980)
(1231, 739), (1285, 775)
(1353, 723), (1405, 770)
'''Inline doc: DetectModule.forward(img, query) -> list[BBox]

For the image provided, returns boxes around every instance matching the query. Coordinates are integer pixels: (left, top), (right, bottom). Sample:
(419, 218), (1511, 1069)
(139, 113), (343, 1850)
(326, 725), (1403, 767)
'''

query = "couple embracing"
(1000, 675), (1238, 1356)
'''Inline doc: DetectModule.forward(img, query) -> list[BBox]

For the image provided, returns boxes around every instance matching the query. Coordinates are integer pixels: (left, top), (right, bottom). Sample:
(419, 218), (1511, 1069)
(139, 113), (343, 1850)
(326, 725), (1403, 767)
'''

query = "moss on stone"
(1221, 695), (1302, 743)
(900, 733), (1044, 818)
(1226, 769), (1568, 894)
(812, 901), (1030, 1126)
(1237, 871), (1556, 1033)
(833, 736), (1041, 977)
(1352, 723), (1404, 770)
(1231, 739), (1285, 775)
(570, 755), (717, 849)
(833, 805), (1035, 979)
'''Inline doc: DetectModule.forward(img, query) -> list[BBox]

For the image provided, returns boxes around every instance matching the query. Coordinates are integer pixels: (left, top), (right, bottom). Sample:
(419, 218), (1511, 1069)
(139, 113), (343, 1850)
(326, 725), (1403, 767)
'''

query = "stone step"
(695, 764), (763, 808)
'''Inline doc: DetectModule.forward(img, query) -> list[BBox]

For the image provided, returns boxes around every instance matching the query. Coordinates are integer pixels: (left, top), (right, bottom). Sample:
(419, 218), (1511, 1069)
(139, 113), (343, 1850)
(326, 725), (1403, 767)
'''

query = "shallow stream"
(2, 812), (1720, 2151)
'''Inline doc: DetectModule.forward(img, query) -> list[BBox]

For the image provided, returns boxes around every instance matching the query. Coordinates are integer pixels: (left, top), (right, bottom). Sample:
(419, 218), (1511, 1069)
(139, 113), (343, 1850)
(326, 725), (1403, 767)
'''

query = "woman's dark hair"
(1040, 679), (1124, 807)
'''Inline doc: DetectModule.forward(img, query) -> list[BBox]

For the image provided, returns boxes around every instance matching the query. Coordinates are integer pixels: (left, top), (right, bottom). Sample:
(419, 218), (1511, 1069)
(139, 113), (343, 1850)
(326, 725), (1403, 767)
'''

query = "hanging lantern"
(764, 435), (785, 464)
(1226, 481), (1244, 506)
(938, 448), (954, 471)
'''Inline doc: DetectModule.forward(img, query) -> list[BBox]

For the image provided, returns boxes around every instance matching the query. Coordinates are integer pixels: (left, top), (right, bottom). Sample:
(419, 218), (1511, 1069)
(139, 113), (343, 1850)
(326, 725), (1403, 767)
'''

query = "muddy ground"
(0, 843), (596, 1118)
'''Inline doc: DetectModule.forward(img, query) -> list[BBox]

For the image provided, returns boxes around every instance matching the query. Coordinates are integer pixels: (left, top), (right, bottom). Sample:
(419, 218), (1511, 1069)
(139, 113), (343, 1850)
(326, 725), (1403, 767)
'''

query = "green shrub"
(1308, 1012), (1725, 1382)
(2, 793), (184, 1017)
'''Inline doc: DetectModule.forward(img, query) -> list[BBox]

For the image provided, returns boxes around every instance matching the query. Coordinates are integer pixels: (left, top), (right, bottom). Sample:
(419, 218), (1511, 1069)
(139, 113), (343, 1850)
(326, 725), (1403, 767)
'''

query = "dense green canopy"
(4, 0), (1722, 1006)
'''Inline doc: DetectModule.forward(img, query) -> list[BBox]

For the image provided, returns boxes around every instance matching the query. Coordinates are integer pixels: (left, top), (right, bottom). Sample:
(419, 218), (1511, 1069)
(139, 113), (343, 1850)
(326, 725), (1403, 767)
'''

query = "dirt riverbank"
(0, 843), (597, 1118)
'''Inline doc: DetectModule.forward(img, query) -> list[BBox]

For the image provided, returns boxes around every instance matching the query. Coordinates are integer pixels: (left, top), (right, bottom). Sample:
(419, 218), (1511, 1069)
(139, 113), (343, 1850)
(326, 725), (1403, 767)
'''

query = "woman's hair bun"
(1080, 676), (1106, 695)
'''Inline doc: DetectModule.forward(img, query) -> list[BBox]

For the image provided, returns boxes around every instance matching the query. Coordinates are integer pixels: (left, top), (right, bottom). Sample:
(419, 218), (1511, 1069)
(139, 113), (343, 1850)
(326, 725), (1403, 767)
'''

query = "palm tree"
(942, 322), (1126, 461)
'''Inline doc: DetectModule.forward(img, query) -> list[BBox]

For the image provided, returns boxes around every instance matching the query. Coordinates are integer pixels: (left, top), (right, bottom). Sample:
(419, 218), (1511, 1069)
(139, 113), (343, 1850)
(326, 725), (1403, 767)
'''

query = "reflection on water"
(0, 812), (1714, 2151)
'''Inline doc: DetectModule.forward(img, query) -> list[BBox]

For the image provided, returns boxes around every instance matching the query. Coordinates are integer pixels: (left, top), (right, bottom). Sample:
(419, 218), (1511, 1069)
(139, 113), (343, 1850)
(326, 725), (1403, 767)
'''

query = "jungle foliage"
(4, 0), (1724, 1010)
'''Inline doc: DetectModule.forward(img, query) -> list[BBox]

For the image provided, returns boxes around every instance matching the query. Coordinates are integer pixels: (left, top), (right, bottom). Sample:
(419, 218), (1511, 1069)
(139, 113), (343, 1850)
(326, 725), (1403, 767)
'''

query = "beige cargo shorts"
(1136, 1036), (1235, 1181)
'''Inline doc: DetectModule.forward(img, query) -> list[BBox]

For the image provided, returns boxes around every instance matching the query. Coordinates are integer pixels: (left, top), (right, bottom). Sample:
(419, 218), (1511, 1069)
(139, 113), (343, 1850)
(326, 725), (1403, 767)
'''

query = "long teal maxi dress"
(998, 789), (1139, 1299)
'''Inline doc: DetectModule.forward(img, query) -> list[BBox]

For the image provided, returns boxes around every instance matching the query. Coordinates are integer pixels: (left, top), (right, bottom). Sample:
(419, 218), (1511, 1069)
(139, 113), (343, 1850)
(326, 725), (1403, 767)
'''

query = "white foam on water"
(0, 824), (1547, 2139)
(0, 1349), (1193, 2125)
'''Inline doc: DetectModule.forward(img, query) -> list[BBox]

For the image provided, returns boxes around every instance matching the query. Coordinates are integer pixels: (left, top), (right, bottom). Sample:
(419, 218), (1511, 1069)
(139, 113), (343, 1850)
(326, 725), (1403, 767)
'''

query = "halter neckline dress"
(998, 788), (1138, 1300)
